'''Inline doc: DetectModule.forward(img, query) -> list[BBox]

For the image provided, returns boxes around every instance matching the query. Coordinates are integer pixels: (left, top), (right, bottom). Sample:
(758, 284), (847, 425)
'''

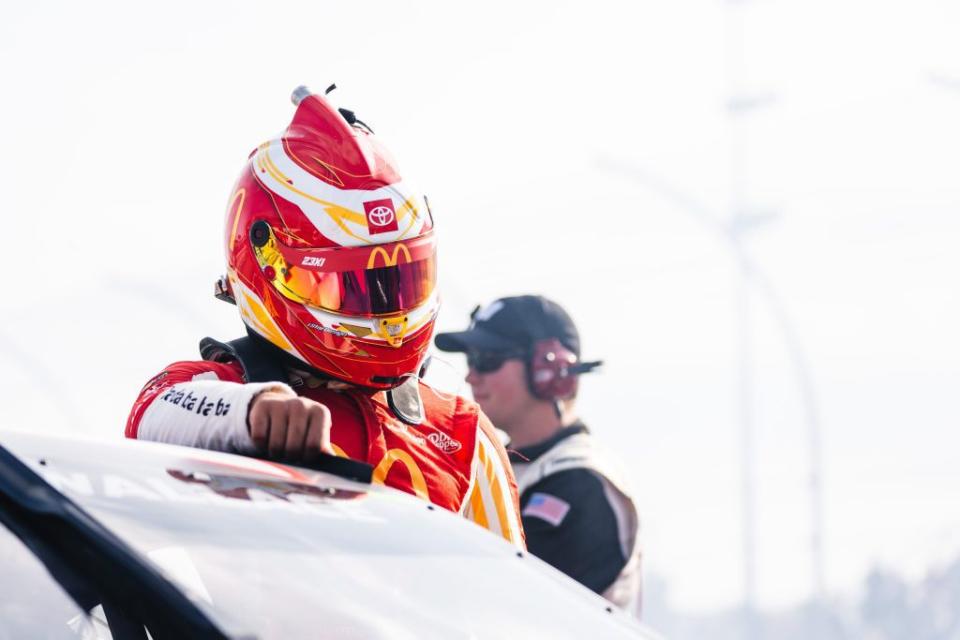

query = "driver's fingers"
(303, 403), (333, 460)
(284, 400), (308, 460)
(249, 408), (270, 452)
(248, 400), (273, 451)
(267, 404), (289, 459)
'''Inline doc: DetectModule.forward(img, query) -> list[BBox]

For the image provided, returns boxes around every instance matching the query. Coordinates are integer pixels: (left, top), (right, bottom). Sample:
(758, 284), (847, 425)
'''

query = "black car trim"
(257, 451), (374, 484)
(0, 443), (233, 640)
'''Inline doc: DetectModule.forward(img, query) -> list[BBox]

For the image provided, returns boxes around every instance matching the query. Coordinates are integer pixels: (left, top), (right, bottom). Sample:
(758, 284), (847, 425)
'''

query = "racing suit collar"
(508, 421), (589, 464)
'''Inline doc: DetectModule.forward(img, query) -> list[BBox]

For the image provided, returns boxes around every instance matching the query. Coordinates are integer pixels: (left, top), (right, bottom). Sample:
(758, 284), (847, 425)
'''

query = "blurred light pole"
(596, 156), (826, 633)
(726, 2), (757, 630)
(598, 5), (827, 631)
(725, 0), (823, 634)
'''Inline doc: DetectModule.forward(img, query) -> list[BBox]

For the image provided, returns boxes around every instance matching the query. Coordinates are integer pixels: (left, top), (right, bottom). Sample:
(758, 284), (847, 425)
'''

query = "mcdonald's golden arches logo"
(367, 243), (412, 269)
(372, 449), (429, 500)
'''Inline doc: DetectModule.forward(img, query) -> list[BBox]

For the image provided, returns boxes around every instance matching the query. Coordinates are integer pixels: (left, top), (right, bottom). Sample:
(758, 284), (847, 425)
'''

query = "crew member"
(436, 296), (641, 612)
(126, 86), (524, 546)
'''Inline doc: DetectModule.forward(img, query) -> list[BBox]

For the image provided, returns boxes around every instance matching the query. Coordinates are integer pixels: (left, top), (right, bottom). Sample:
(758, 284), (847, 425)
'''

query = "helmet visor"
(253, 228), (437, 316)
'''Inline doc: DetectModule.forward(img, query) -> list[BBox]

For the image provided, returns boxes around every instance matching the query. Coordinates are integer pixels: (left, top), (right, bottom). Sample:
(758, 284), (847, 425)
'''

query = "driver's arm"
(126, 360), (291, 453)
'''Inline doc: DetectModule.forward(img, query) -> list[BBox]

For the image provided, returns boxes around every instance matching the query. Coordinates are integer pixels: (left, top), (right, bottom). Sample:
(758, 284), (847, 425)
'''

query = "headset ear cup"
(529, 338), (579, 401)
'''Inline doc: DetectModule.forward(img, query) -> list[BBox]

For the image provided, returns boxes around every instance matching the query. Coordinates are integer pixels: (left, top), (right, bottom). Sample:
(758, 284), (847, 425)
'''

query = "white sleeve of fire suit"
(136, 377), (295, 454)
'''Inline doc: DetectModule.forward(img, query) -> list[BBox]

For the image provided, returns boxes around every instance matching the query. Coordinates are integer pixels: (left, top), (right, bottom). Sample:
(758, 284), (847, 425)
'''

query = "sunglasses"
(466, 350), (526, 374)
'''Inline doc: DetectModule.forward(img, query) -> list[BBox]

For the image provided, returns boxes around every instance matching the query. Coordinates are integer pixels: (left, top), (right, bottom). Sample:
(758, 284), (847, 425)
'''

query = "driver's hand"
(247, 390), (334, 460)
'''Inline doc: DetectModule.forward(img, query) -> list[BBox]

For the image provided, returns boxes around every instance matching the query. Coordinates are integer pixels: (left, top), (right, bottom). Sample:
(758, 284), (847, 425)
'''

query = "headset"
(465, 304), (603, 404)
(526, 337), (603, 402)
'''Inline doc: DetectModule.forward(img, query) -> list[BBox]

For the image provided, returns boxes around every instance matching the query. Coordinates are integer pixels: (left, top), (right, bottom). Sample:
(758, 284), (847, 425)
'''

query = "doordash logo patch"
(363, 198), (399, 235)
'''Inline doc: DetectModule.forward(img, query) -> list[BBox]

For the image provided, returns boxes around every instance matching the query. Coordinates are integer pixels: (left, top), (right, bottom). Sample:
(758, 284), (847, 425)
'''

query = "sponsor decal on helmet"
(367, 243), (412, 269)
(363, 198), (399, 235)
(302, 256), (326, 267)
(426, 431), (462, 454)
(307, 322), (350, 337)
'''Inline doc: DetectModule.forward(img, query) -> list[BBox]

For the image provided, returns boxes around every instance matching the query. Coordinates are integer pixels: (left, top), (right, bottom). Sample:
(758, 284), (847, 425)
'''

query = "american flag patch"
(522, 492), (571, 527)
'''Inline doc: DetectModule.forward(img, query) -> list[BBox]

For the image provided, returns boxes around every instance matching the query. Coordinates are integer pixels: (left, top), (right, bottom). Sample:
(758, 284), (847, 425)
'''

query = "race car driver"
(436, 296), (642, 613)
(125, 86), (524, 546)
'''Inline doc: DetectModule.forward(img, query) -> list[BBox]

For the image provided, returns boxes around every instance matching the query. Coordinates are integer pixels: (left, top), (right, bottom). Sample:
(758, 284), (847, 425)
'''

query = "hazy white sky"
(2, 0), (958, 614)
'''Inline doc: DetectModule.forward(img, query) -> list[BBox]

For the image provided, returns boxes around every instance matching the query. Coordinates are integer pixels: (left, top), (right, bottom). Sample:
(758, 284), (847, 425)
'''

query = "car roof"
(0, 429), (660, 639)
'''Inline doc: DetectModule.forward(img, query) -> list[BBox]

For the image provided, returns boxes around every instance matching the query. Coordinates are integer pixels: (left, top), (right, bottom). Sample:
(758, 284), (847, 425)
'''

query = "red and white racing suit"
(126, 359), (525, 546)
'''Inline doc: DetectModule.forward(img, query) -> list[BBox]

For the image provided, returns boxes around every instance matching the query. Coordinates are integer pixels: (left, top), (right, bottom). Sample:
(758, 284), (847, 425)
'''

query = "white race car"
(0, 430), (661, 639)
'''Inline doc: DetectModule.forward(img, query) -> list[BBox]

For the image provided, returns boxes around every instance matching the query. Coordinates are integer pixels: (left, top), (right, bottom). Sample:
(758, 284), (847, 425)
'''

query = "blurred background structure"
(2, 1), (958, 638)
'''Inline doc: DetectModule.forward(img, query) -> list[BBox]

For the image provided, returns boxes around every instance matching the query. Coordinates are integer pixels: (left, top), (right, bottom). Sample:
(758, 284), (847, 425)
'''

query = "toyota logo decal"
(363, 198), (400, 235)
(368, 206), (395, 227)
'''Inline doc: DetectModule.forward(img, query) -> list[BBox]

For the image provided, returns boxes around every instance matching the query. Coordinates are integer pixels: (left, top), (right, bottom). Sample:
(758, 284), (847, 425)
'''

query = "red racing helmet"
(219, 86), (438, 389)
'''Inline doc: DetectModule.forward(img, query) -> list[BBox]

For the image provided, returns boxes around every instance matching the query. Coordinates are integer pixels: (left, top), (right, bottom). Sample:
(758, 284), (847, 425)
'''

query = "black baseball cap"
(435, 295), (580, 356)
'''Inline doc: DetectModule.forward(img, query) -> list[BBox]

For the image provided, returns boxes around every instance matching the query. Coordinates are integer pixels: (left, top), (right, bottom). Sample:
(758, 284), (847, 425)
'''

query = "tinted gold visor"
(252, 226), (437, 317)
